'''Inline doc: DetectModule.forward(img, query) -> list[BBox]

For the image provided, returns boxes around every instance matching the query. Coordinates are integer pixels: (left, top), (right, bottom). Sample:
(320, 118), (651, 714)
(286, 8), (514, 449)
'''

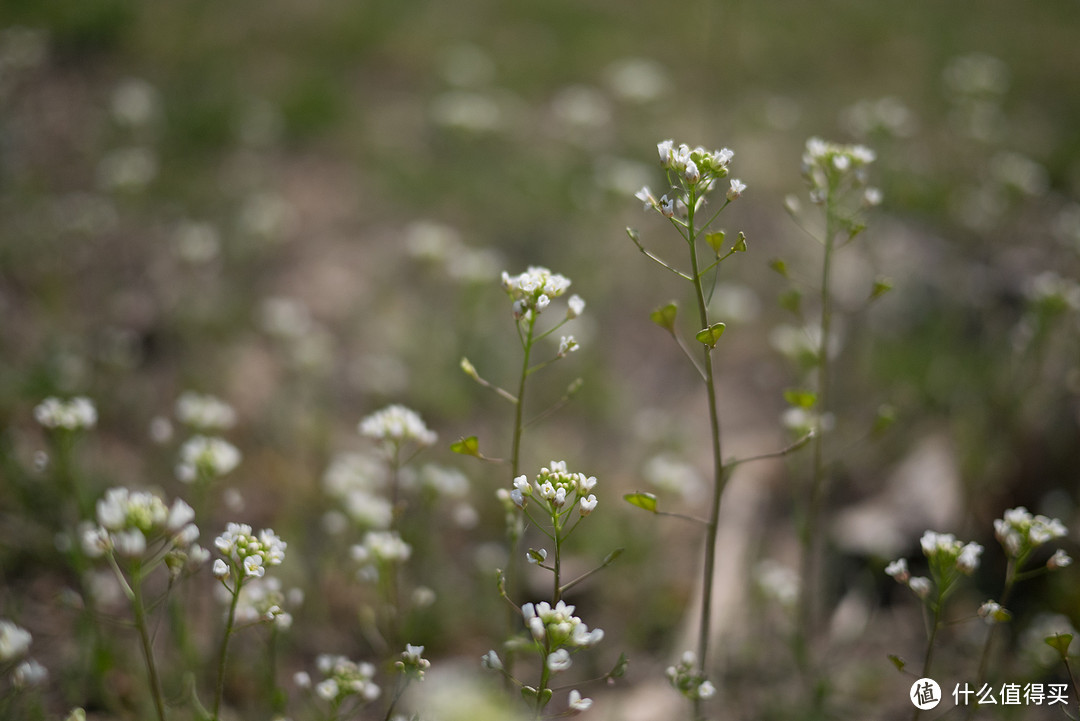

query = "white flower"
(13, 658), (48, 687)
(659, 195), (676, 218)
(863, 187), (883, 206)
(1049, 548), (1072, 569)
(727, 178), (746, 200)
(315, 678), (339, 701)
(567, 689), (592, 713)
(635, 185), (656, 210)
(579, 494), (597, 516)
(243, 554), (265, 578)
(884, 558), (910, 583)
(697, 680), (716, 699)
(567, 294), (585, 319)
(213, 559), (229, 579)
(294, 671), (312, 688)
(113, 529), (147, 557)
(167, 499), (196, 532)
(908, 576), (932, 599)
(0, 620), (32, 661)
(657, 139), (674, 166)
(547, 648), (572, 672)
(558, 335), (579, 357)
(481, 650), (503, 671)
(978, 600), (1010, 624)
(527, 548), (548, 564)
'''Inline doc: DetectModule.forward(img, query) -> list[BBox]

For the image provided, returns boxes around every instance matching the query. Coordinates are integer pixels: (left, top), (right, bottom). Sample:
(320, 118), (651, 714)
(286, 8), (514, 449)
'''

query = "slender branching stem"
(212, 578), (243, 721)
(131, 564), (167, 721)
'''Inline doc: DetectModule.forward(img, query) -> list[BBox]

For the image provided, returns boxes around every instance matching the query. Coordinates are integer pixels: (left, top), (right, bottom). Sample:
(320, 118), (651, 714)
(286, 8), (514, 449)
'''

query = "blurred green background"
(3, 0), (1080, 719)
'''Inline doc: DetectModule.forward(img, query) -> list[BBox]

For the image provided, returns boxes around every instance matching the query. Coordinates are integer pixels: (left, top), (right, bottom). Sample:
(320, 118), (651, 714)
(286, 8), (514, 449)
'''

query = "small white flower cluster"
(977, 600), (1011, 625)
(175, 435), (242, 483)
(501, 266), (576, 320)
(395, 643), (432, 680)
(0, 619), (46, 689)
(213, 523), (286, 581)
(800, 137), (879, 206)
(521, 600), (604, 650)
(921, 530), (984, 574)
(359, 404), (437, 447)
(82, 487), (203, 561)
(233, 576), (303, 630)
(296, 654), (381, 705)
(994, 506), (1070, 563)
(323, 452), (393, 530)
(351, 530), (412, 582)
(175, 391), (237, 431)
(34, 396), (97, 430)
(508, 460), (598, 518)
(666, 650), (716, 701)
(885, 530), (983, 601)
(636, 140), (743, 219)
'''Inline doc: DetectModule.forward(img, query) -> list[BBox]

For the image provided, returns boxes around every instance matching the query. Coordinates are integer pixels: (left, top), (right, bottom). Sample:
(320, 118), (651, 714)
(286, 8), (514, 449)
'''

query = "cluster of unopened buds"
(394, 644), (432, 680)
(212, 522), (286, 581)
(522, 600), (604, 650)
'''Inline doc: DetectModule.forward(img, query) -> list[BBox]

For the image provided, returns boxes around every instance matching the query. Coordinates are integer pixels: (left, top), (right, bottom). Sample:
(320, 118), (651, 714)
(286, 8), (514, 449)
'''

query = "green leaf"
(784, 389), (817, 409)
(602, 548), (625, 566)
(705, 231), (726, 255)
(872, 404), (897, 436)
(1045, 633), (1073, 660)
(888, 654), (906, 673)
(607, 652), (630, 680)
(695, 322), (726, 348)
(624, 492), (658, 513)
(779, 289), (802, 316)
(870, 276), (893, 301)
(733, 231), (747, 253)
(650, 302), (678, 333)
(451, 436), (481, 456)
(769, 258), (789, 278)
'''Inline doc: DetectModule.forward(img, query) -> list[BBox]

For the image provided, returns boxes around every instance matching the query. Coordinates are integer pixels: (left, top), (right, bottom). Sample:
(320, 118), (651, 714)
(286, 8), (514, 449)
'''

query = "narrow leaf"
(624, 492), (658, 513)
(650, 302), (678, 333)
(695, 322), (726, 348)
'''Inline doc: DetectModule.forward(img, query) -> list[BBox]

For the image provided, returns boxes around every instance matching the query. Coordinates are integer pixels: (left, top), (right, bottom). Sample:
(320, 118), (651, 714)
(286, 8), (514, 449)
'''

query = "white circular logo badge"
(910, 678), (942, 710)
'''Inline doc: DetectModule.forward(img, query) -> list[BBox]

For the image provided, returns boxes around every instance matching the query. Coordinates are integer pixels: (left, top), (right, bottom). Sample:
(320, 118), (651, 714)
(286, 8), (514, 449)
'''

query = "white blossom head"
(175, 435), (241, 483)
(0, 620), (32, 662)
(358, 405), (437, 447)
(34, 396), (97, 430)
(175, 391), (237, 431)
(214, 522), (286, 585)
(501, 266), (573, 318)
(82, 487), (200, 561)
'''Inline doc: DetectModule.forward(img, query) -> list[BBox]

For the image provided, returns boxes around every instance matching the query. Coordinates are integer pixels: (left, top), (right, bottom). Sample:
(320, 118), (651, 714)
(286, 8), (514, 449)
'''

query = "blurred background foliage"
(2, 0), (1080, 718)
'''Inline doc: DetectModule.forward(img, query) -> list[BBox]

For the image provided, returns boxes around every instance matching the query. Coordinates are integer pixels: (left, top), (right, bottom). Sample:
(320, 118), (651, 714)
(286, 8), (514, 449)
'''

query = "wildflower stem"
(686, 188), (727, 721)
(212, 578), (243, 721)
(131, 565), (167, 721)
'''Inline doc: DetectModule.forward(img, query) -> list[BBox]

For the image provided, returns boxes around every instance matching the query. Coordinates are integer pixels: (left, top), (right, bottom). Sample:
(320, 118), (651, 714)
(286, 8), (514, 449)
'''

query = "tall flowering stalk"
(81, 487), (207, 721)
(484, 461), (620, 718)
(460, 268), (585, 671)
(629, 140), (748, 720)
(210, 522), (287, 720)
(782, 138), (880, 682)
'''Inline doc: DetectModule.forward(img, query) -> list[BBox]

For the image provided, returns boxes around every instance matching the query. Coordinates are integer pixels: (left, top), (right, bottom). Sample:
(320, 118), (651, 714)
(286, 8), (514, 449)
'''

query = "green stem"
(212, 577), (243, 721)
(911, 604), (941, 721)
(686, 189), (726, 721)
(131, 565), (168, 721)
(796, 197), (837, 692)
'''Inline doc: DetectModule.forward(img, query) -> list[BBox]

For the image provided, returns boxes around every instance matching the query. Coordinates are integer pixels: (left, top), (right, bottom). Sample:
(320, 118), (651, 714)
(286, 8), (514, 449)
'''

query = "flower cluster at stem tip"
(295, 654), (381, 704)
(175, 435), (241, 483)
(82, 487), (204, 563)
(351, 530), (412, 582)
(359, 404), (437, 447)
(636, 140), (744, 218)
(521, 600), (604, 650)
(666, 650), (716, 701)
(508, 460), (598, 517)
(799, 137), (880, 207)
(501, 265), (580, 321)
(34, 396), (97, 430)
(994, 506), (1069, 559)
(213, 522), (286, 581)
(1, 619), (48, 688)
